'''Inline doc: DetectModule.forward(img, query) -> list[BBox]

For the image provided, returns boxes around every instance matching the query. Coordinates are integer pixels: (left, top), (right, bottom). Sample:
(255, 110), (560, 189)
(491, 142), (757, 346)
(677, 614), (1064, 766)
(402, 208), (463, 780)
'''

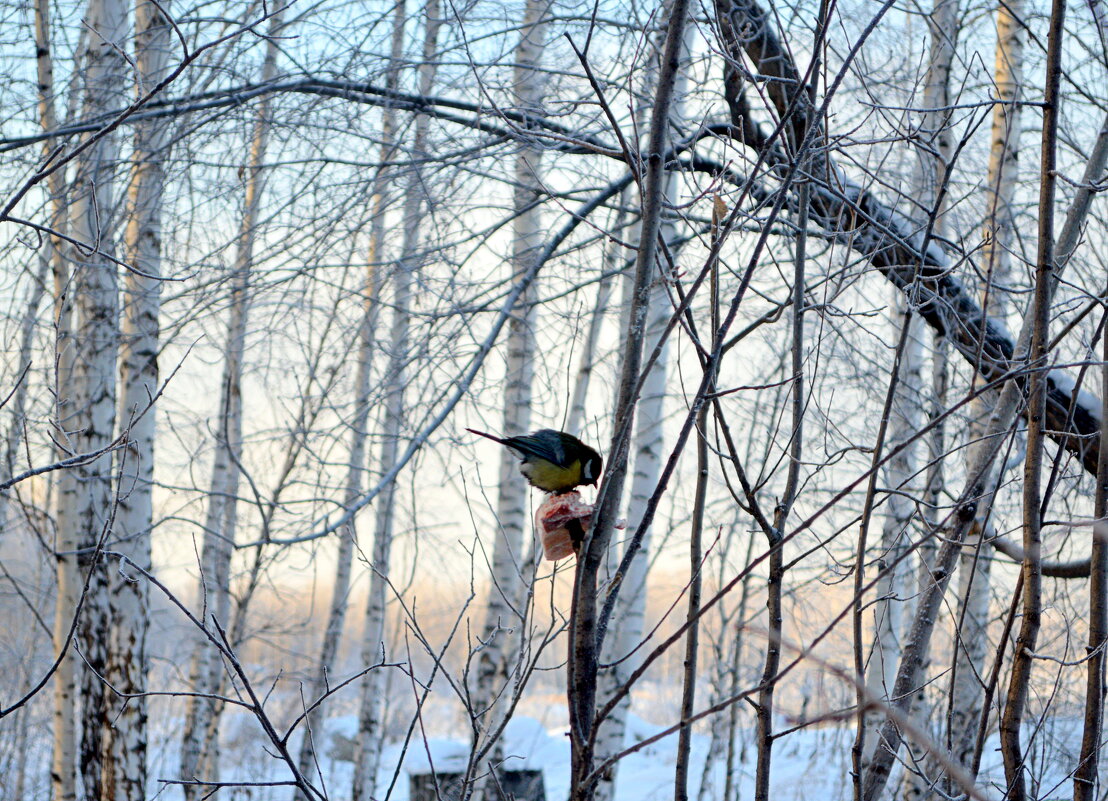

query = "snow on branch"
(713, 0), (1103, 476)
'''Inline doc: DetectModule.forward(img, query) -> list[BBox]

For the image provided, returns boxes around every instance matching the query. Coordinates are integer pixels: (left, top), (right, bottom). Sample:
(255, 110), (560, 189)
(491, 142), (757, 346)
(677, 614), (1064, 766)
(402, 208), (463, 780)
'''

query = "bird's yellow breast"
(520, 458), (583, 493)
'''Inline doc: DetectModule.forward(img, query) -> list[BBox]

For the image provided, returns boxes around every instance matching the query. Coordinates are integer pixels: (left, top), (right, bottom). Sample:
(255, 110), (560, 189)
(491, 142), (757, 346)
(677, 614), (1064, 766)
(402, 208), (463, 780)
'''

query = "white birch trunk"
(470, 0), (548, 781)
(104, 1), (173, 796)
(350, 172), (414, 801)
(352, 5), (441, 798)
(293, 5), (404, 789)
(891, 2), (957, 798)
(38, 0), (79, 794)
(179, 15), (282, 795)
(50, 279), (80, 801)
(861, 297), (923, 764)
(565, 191), (629, 436)
(592, 27), (691, 795)
(63, 0), (129, 795)
(946, 0), (1024, 779)
(590, 236), (669, 801)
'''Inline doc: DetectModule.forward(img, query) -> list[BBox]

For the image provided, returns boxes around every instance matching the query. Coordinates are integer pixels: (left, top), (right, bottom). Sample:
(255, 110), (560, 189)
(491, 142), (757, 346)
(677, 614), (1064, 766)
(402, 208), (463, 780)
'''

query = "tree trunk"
(591, 17), (691, 801)
(999, 1), (1063, 796)
(469, 2), (548, 786)
(590, 220), (670, 801)
(105, 0), (173, 796)
(292, 5), (402, 792)
(351, 5), (441, 799)
(64, 0), (129, 795)
(567, 3), (691, 799)
(179, 14), (283, 795)
(945, 0), (1025, 785)
(890, 2), (956, 798)
(862, 298), (922, 772)
(42, 0), (78, 794)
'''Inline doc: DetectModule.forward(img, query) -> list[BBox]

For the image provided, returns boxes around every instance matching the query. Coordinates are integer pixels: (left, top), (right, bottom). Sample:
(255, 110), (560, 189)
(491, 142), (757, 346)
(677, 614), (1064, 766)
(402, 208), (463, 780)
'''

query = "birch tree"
(352, 4), (441, 797)
(590, 16), (692, 800)
(469, 0), (549, 785)
(179, 13), (284, 794)
(293, 3), (404, 789)
(944, 0), (1025, 783)
(104, 0), (174, 795)
(33, 0), (79, 792)
(880, 0), (955, 795)
(62, 0), (129, 794)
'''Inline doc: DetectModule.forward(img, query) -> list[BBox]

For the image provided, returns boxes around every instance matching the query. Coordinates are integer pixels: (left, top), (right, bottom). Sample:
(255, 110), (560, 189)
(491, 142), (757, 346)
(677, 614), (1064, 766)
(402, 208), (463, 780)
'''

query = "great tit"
(466, 428), (603, 494)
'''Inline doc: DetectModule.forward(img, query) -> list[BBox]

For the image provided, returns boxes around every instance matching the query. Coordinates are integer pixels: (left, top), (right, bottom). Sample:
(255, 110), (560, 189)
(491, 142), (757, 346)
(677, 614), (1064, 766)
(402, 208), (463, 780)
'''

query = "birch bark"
(292, 6), (403, 792)
(40, 3), (80, 795)
(64, 0), (129, 794)
(591, 218), (671, 801)
(945, 0), (1024, 783)
(469, 0), (548, 782)
(179, 14), (283, 795)
(105, 0), (173, 796)
(41, 0), (81, 796)
(862, 296), (922, 766)
(883, 1), (955, 796)
(591, 20), (691, 801)
(352, 5), (441, 798)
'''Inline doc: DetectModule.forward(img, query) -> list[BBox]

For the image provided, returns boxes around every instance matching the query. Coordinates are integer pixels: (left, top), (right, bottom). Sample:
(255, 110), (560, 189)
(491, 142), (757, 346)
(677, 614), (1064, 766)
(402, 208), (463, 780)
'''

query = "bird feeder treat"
(536, 491), (593, 560)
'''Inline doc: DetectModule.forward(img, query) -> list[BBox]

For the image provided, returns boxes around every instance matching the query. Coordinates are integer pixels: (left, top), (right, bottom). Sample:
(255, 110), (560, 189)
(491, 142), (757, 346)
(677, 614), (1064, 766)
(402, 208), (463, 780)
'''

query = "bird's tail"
(466, 427), (508, 445)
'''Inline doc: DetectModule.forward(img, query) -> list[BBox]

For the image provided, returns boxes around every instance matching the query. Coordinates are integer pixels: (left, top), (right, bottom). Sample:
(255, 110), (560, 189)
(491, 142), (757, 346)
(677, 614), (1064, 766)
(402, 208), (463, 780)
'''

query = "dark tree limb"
(999, 0), (1065, 792)
(565, 3), (692, 800)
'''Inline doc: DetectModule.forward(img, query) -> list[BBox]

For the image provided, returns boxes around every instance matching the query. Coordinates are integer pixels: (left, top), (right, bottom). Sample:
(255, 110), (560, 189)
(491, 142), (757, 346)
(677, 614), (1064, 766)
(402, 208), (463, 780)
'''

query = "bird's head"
(581, 452), (602, 486)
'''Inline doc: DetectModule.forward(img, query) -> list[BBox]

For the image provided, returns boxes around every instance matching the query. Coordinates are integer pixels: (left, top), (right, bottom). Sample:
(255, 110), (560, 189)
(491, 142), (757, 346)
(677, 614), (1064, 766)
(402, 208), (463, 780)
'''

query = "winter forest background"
(1, 0), (1107, 798)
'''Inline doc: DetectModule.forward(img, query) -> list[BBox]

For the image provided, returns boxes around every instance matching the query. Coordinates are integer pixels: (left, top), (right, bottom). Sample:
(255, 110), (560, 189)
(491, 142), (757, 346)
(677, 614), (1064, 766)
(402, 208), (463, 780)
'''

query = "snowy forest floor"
(129, 711), (1091, 801)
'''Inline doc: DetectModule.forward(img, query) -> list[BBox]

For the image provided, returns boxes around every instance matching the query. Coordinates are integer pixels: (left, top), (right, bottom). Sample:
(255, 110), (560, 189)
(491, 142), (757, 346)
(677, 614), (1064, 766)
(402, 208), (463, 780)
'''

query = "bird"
(466, 428), (603, 494)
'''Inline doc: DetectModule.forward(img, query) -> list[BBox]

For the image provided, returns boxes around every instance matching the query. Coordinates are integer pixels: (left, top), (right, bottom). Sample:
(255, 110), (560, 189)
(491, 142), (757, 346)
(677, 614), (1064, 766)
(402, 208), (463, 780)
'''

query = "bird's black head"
(581, 450), (603, 486)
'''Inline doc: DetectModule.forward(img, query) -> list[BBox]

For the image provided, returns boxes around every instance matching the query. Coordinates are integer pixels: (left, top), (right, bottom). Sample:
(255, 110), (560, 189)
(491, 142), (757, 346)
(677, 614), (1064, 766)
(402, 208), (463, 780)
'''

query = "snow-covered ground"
(145, 710), (1096, 801)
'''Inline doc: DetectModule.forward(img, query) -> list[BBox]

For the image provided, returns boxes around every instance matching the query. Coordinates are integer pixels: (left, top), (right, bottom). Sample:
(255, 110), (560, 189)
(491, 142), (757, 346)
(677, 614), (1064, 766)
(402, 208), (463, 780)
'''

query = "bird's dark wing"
(503, 429), (569, 466)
